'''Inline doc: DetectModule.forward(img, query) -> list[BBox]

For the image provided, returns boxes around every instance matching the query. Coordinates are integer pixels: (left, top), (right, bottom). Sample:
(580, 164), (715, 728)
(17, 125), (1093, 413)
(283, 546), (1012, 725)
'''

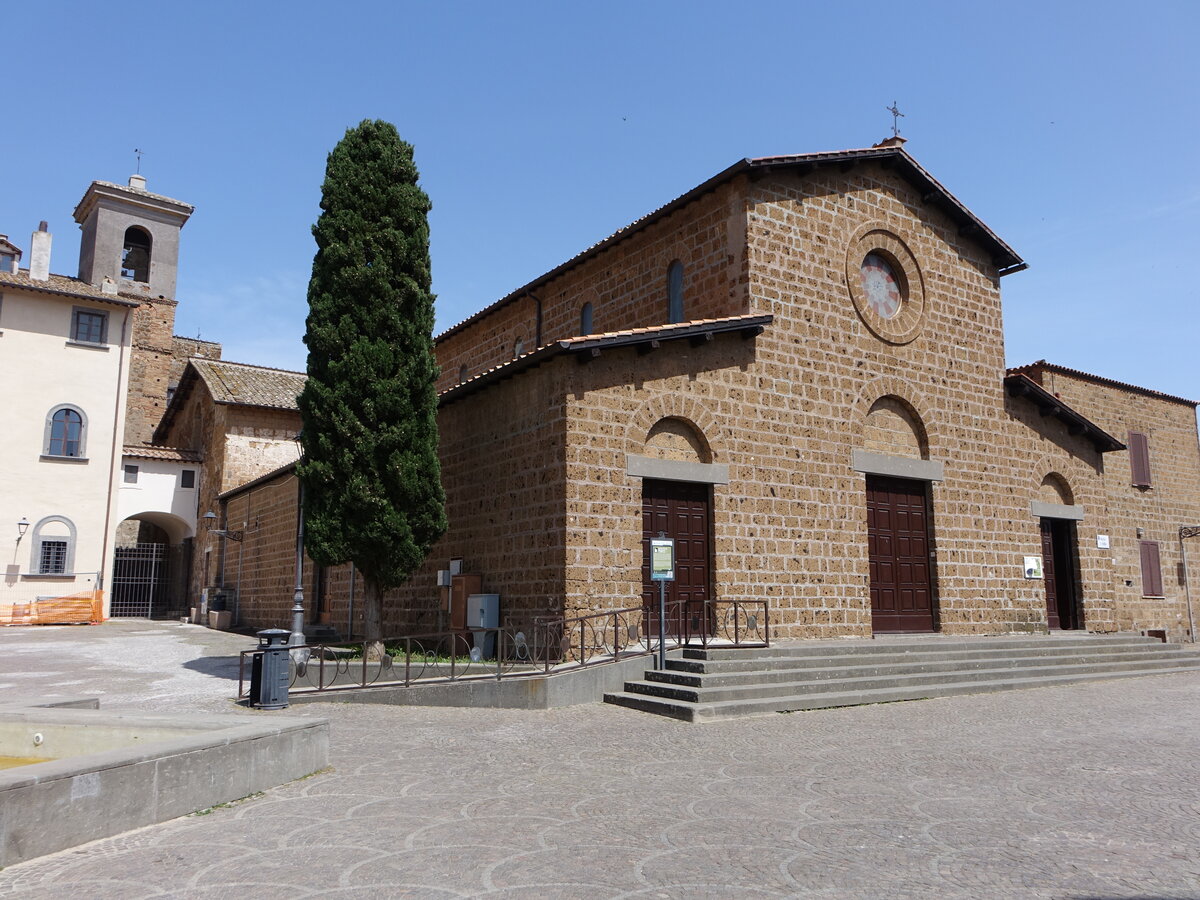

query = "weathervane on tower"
(887, 102), (904, 138)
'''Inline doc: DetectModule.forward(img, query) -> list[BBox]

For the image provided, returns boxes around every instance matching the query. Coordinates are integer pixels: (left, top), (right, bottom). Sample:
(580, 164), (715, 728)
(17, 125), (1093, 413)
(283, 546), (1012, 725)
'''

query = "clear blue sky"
(5, 1), (1197, 402)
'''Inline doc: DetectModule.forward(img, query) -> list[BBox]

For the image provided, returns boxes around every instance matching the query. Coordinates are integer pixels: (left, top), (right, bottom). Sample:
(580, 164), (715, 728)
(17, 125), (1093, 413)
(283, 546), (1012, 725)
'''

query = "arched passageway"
(110, 513), (192, 618)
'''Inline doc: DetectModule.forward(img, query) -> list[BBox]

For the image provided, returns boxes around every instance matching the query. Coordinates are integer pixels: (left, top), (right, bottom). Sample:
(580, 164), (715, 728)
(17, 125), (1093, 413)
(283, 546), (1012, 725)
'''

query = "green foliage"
(297, 120), (447, 605)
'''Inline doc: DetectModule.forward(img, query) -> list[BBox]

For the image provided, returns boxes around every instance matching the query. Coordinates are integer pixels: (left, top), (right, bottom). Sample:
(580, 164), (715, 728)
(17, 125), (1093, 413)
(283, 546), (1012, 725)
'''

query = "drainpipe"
(99, 307), (131, 599)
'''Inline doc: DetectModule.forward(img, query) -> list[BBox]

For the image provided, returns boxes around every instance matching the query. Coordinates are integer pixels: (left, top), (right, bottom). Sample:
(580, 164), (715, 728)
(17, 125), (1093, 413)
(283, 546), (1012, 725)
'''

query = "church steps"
(605, 665), (1200, 722)
(651, 647), (1195, 687)
(624, 656), (1200, 705)
(603, 635), (1200, 721)
(679, 634), (1158, 664)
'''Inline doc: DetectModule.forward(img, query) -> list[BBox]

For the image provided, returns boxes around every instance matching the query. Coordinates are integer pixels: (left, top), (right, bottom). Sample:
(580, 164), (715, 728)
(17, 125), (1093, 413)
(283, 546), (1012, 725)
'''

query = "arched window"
(513, 337), (524, 359)
(121, 227), (152, 282)
(43, 405), (87, 458)
(458, 364), (468, 384)
(30, 516), (77, 575)
(580, 301), (594, 335)
(667, 261), (684, 324)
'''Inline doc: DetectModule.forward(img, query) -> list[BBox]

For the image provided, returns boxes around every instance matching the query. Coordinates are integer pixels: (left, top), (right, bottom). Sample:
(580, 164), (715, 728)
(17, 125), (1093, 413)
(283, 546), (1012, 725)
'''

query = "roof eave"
(1005, 373), (1126, 453)
(439, 314), (773, 407)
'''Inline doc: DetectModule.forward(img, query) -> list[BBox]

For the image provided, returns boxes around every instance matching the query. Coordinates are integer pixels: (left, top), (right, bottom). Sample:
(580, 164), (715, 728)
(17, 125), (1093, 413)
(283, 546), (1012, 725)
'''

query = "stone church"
(212, 137), (1200, 643)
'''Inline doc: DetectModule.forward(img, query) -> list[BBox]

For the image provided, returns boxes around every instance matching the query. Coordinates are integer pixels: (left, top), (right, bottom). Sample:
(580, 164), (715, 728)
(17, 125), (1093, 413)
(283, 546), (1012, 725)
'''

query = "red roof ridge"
(1008, 360), (1196, 407)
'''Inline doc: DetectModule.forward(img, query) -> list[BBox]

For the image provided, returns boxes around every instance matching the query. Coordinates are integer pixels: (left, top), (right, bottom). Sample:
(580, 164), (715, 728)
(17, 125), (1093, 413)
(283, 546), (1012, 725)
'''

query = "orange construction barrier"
(0, 590), (104, 626)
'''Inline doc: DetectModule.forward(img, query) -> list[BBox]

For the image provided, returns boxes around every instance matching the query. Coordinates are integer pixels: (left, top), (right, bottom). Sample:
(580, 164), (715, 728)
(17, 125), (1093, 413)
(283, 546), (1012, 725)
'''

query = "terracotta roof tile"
(123, 445), (204, 462)
(0, 269), (140, 307)
(1008, 360), (1196, 407)
(190, 359), (306, 409)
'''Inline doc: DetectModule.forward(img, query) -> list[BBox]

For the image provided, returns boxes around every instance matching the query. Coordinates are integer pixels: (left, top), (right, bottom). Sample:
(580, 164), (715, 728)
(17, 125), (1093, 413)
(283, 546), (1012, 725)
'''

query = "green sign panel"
(650, 538), (675, 581)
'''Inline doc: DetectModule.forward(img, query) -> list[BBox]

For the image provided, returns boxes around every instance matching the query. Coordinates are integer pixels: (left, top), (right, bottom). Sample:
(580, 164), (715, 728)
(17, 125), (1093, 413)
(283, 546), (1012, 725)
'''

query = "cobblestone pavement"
(2, 622), (1200, 898)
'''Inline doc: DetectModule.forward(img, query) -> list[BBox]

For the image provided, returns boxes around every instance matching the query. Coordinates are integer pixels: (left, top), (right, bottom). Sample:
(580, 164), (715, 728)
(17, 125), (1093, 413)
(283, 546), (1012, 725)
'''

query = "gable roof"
(1008, 360), (1196, 407)
(154, 358), (305, 444)
(435, 145), (1025, 344)
(0, 268), (141, 307)
(188, 358), (306, 408)
(1004, 373), (1125, 453)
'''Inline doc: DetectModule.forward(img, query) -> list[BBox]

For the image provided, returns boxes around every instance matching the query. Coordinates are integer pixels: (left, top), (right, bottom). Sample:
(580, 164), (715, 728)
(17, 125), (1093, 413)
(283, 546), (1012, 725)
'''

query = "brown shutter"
(1139, 540), (1163, 597)
(1128, 431), (1152, 487)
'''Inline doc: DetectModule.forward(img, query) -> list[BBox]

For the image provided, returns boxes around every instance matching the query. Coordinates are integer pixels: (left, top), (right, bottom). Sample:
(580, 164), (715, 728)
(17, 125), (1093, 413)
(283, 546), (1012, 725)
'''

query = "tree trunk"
(363, 577), (386, 661)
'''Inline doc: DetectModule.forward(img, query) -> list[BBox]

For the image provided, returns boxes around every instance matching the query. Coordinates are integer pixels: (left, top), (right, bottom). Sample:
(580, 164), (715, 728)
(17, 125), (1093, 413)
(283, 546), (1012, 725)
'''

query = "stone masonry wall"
(217, 156), (1200, 644)
(169, 336), (222, 390)
(124, 297), (177, 446)
(388, 368), (569, 634)
(557, 162), (1121, 639)
(1023, 367), (1200, 640)
(434, 180), (749, 393)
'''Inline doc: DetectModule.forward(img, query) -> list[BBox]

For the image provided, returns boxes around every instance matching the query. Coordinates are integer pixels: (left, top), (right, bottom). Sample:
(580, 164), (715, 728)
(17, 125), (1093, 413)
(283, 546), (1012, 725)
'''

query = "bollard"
(250, 628), (292, 709)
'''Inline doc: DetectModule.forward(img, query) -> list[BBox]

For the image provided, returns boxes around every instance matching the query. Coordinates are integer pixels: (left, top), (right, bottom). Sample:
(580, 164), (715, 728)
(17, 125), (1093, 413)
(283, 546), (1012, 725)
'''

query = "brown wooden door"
(867, 475), (935, 633)
(1041, 518), (1080, 630)
(642, 479), (711, 638)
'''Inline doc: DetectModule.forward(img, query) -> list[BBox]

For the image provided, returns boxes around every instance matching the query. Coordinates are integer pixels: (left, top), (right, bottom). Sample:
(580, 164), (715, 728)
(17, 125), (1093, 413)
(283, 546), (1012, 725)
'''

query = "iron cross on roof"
(134, 148), (144, 174)
(887, 102), (905, 137)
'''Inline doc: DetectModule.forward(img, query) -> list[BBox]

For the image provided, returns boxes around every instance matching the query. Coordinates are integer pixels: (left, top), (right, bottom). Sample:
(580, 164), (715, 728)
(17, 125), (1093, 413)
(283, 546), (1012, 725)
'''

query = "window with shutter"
(1139, 540), (1163, 597)
(1128, 431), (1152, 487)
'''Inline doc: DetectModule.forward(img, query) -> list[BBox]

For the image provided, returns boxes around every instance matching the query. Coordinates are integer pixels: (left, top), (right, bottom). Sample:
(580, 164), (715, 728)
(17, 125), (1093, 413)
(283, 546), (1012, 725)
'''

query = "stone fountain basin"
(0, 697), (328, 868)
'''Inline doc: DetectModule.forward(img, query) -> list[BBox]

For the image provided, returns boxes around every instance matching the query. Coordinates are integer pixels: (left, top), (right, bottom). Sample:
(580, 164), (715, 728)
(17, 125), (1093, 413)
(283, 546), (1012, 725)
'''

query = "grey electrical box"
(467, 593), (500, 658)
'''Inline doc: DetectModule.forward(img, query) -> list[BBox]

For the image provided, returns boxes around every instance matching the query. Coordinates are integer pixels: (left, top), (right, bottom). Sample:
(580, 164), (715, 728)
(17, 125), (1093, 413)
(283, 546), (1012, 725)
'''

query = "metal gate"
(111, 543), (186, 617)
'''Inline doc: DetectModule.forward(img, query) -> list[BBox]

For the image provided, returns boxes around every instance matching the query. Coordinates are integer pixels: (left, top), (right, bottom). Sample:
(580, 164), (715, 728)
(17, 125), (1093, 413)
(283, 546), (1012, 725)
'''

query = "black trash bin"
(249, 628), (291, 709)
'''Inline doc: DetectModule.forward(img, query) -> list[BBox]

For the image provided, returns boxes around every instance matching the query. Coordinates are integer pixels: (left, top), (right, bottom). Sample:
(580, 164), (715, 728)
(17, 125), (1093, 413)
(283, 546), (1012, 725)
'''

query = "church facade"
(218, 140), (1200, 643)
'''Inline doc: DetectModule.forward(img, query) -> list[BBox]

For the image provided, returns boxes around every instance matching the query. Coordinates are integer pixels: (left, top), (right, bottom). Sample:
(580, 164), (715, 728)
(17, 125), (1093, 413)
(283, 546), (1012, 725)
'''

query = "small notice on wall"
(1096, 534), (1110, 549)
(1023, 556), (1043, 579)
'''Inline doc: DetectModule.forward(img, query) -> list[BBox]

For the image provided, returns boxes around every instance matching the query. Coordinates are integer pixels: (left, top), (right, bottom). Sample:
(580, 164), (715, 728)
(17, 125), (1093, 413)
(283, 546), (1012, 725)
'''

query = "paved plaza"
(2, 621), (1200, 898)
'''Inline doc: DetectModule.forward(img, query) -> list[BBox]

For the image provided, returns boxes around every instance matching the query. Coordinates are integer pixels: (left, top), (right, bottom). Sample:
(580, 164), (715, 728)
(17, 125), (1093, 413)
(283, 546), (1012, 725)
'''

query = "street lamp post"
(289, 433), (307, 659)
(1180, 526), (1200, 644)
(290, 476), (306, 649)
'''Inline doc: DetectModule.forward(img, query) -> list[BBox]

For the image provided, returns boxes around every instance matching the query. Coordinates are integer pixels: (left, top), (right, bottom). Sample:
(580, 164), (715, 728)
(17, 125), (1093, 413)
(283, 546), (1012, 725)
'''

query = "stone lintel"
(851, 449), (944, 482)
(626, 454), (729, 485)
(1031, 501), (1085, 521)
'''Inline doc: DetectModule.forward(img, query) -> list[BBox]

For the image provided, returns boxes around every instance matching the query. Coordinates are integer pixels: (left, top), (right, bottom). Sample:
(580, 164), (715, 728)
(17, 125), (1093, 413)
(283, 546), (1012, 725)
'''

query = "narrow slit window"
(667, 261), (684, 324)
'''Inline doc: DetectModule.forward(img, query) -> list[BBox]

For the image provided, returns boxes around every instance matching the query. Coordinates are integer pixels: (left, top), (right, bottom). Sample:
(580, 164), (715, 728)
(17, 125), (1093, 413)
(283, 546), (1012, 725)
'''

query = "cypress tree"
(297, 120), (447, 653)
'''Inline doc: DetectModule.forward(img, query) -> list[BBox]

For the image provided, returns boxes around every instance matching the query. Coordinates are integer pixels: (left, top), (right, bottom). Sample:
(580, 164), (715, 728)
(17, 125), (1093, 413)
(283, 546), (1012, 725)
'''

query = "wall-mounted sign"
(1096, 534), (1110, 549)
(1023, 556), (1043, 579)
(650, 538), (675, 581)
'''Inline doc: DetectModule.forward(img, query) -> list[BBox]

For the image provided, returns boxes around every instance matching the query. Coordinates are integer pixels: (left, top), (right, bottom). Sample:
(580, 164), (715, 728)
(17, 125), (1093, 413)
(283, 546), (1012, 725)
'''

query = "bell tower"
(73, 174), (193, 299)
(74, 176), (196, 445)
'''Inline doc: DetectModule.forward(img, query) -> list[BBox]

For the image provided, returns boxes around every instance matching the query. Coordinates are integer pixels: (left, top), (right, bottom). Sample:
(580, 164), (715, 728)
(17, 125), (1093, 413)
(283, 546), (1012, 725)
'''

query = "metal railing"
(238, 597), (769, 699)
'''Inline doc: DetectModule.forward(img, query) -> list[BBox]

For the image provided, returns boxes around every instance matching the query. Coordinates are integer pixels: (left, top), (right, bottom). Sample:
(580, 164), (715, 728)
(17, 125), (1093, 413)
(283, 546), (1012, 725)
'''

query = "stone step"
(681, 634), (1162, 664)
(624, 655), (1200, 704)
(604, 665), (1200, 723)
(668, 642), (1178, 675)
(651, 648), (1200, 687)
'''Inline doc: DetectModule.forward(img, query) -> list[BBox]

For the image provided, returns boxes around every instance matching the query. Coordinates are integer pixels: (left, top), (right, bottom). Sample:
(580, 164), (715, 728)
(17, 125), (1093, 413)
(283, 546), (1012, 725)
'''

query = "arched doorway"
(110, 513), (192, 618)
(1037, 474), (1082, 630)
(639, 417), (714, 638)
